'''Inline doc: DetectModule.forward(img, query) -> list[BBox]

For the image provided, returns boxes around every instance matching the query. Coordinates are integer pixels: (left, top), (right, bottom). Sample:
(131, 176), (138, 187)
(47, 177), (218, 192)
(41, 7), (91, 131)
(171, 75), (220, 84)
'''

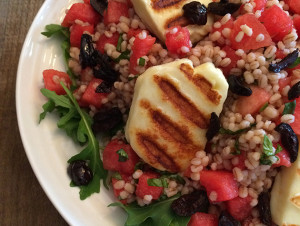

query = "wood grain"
(0, 0), (68, 225)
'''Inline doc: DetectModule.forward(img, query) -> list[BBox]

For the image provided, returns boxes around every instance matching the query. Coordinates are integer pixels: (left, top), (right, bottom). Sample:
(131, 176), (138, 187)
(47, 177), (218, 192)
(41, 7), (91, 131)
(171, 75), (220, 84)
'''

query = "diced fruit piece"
(83, 0), (90, 3)
(290, 97), (300, 135)
(233, 151), (246, 170)
(259, 5), (293, 42)
(275, 49), (286, 60)
(286, 0), (300, 14)
(43, 69), (71, 95)
(294, 15), (300, 36)
(220, 46), (241, 77)
(200, 170), (239, 202)
(235, 86), (271, 116)
(70, 24), (94, 48)
(61, 3), (100, 27)
(230, 14), (272, 51)
(112, 174), (132, 204)
(278, 76), (293, 91)
(188, 212), (218, 226)
(136, 172), (163, 200)
(165, 26), (191, 56)
(211, 16), (234, 44)
(129, 34), (156, 74)
(127, 28), (148, 39)
(226, 196), (252, 221)
(103, 139), (140, 175)
(253, 0), (267, 11)
(81, 78), (108, 109)
(103, 0), (129, 25)
(96, 32), (119, 53)
(273, 148), (291, 167)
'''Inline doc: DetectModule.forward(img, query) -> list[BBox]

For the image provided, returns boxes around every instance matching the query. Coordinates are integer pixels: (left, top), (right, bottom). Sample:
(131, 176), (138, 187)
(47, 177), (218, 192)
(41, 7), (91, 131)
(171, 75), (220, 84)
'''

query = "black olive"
(171, 190), (209, 217)
(206, 112), (220, 141)
(67, 160), (93, 186)
(218, 211), (240, 226)
(93, 51), (120, 84)
(90, 0), (107, 16)
(269, 49), (299, 73)
(79, 34), (98, 69)
(288, 81), (300, 100)
(92, 107), (123, 133)
(275, 123), (299, 163)
(183, 1), (207, 25)
(95, 80), (112, 93)
(258, 192), (272, 226)
(228, 75), (252, 96)
(207, 1), (241, 16)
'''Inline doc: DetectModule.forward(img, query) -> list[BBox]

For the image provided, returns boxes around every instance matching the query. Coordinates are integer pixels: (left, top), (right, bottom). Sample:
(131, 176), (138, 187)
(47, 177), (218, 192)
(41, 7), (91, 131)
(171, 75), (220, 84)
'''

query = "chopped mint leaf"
(116, 33), (123, 52)
(259, 102), (269, 112)
(282, 100), (296, 115)
(219, 123), (256, 135)
(147, 178), (169, 188)
(116, 148), (129, 162)
(112, 172), (122, 180)
(139, 57), (146, 66)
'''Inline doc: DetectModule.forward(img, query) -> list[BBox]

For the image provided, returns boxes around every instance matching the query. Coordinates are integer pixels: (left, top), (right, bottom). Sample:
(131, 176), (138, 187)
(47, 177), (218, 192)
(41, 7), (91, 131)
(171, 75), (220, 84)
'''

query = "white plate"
(16, 0), (126, 225)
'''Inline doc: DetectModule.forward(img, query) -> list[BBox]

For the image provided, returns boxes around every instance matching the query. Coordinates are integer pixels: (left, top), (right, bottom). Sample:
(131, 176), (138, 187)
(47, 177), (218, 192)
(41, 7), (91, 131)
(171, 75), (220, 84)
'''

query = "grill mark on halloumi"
(151, 0), (183, 10)
(137, 133), (180, 172)
(180, 63), (222, 105)
(140, 99), (192, 144)
(165, 15), (189, 28)
(154, 75), (209, 129)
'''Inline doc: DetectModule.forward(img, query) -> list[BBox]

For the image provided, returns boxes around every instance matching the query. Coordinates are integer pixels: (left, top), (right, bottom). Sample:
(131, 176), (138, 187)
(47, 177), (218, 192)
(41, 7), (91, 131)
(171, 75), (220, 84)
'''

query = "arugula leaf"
(288, 57), (300, 69)
(42, 24), (77, 87)
(147, 178), (168, 188)
(283, 100), (296, 115)
(275, 144), (283, 154)
(109, 195), (190, 226)
(219, 123), (256, 135)
(40, 85), (108, 199)
(259, 102), (269, 112)
(41, 24), (70, 38)
(117, 148), (129, 162)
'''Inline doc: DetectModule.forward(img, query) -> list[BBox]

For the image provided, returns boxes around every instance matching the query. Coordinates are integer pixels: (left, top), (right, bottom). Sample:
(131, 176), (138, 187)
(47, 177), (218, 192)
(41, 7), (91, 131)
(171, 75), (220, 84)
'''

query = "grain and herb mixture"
(40, 0), (300, 225)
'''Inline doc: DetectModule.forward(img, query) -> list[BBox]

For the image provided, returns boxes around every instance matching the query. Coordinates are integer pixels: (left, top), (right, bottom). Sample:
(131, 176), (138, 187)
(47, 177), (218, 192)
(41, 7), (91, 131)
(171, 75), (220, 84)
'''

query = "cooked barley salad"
(40, 0), (300, 225)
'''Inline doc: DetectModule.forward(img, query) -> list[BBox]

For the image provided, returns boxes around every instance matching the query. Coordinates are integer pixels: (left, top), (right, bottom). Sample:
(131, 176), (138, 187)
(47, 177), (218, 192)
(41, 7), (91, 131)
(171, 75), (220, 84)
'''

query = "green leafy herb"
(134, 162), (145, 171)
(128, 75), (140, 81)
(116, 148), (129, 162)
(109, 195), (190, 226)
(219, 123), (256, 135)
(112, 172), (122, 180)
(139, 57), (146, 66)
(262, 135), (273, 156)
(283, 100), (296, 115)
(114, 49), (131, 62)
(39, 84), (108, 199)
(117, 33), (123, 52)
(259, 102), (269, 112)
(288, 57), (300, 69)
(233, 139), (241, 155)
(41, 24), (70, 38)
(260, 135), (282, 166)
(147, 178), (168, 188)
(42, 24), (77, 86)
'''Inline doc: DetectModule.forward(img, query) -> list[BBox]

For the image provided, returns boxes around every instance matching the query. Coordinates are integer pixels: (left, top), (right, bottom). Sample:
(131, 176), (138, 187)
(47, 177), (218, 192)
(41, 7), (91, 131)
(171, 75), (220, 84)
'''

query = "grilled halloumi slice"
(125, 59), (228, 172)
(131, 0), (213, 43)
(271, 151), (300, 226)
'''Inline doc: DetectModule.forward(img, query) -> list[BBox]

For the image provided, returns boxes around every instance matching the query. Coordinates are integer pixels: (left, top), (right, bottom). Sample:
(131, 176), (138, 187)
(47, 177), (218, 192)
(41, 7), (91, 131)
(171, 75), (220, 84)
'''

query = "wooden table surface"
(0, 0), (68, 225)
